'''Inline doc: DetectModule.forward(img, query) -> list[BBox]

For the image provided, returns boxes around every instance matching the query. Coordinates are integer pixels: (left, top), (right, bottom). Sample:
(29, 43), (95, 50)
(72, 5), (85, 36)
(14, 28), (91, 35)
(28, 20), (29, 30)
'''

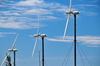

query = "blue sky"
(0, 0), (100, 66)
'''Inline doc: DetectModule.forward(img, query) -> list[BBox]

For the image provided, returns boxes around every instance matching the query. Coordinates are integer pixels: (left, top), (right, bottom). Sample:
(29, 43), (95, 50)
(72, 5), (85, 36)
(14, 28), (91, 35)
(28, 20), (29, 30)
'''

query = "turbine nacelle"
(66, 11), (80, 15)
(8, 49), (18, 52)
(34, 34), (40, 37)
(32, 34), (47, 57)
(72, 11), (80, 15)
(40, 34), (47, 37)
(34, 34), (47, 37)
(66, 11), (72, 14)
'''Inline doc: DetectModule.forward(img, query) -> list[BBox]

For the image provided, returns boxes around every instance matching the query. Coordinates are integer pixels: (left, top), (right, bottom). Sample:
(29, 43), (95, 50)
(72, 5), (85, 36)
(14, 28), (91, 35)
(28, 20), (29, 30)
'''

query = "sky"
(0, 0), (100, 66)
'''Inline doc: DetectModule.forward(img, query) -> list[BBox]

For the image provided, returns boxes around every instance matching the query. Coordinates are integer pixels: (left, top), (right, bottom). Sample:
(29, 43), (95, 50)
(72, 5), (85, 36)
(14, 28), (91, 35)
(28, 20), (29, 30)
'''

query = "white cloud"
(0, 16), (47, 29)
(81, 11), (98, 16)
(0, 22), (28, 29)
(15, 1), (68, 15)
(15, 0), (69, 13)
(17, 0), (43, 6)
(46, 36), (100, 47)
(76, 36), (100, 45)
(2, 0), (96, 29)
(92, 0), (100, 3)
(87, 45), (100, 47)
(0, 0), (69, 29)
(46, 38), (72, 42)
(24, 8), (53, 15)
(75, 4), (98, 6)
(0, 16), (42, 29)
(86, 12), (98, 16)
(0, 21), (41, 29)
(16, 0), (62, 9)
(0, 32), (16, 37)
(0, 11), (20, 15)
(0, 5), (6, 7)
(45, 16), (59, 19)
(40, 16), (60, 20)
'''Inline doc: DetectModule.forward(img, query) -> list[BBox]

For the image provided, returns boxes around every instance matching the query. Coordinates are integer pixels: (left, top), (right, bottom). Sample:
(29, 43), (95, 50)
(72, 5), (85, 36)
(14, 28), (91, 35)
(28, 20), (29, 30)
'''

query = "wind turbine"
(31, 14), (47, 66)
(1, 34), (19, 66)
(63, 0), (80, 39)
(63, 0), (80, 66)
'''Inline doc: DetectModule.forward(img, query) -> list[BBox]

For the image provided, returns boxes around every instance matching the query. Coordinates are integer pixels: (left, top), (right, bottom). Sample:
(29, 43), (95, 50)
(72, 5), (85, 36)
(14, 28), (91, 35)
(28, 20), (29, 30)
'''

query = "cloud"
(86, 12), (98, 16)
(0, 16), (46, 29)
(0, 5), (6, 7)
(24, 8), (53, 15)
(0, 32), (16, 37)
(0, 22), (29, 29)
(39, 16), (60, 21)
(46, 38), (72, 42)
(15, 0), (69, 14)
(0, 0), (68, 29)
(75, 4), (98, 6)
(0, 11), (20, 16)
(17, 0), (43, 6)
(15, 1), (68, 15)
(0, 0), (98, 29)
(0, 21), (40, 29)
(74, 4), (98, 16)
(92, 0), (100, 3)
(87, 45), (100, 47)
(46, 36), (100, 47)
(16, 0), (63, 9)
(81, 11), (98, 16)
(76, 36), (100, 45)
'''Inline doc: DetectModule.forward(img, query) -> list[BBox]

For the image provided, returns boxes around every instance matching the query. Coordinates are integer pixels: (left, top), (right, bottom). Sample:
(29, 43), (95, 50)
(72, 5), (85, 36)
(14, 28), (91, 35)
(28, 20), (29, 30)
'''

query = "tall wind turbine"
(32, 14), (47, 66)
(1, 34), (19, 66)
(63, 0), (80, 66)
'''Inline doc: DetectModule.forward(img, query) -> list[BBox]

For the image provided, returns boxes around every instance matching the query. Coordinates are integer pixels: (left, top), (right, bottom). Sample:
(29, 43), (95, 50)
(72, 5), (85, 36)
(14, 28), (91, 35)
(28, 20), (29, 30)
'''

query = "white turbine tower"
(1, 34), (19, 66)
(63, 0), (72, 39)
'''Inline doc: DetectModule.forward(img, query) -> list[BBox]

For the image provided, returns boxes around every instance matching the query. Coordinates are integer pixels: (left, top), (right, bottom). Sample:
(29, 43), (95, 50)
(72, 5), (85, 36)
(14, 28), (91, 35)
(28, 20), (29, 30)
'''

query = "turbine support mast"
(34, 34), (47, 66)
(8, 49), (18, 66)
(37, 51), (41, 66)
(66, 11), (79, 66)
(40, 34), (47, 66)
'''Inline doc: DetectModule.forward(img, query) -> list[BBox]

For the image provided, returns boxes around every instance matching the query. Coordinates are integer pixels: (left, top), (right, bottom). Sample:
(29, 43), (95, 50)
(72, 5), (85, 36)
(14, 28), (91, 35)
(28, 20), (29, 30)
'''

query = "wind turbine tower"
(63, 0), (80, 66)
(32, 15), (47, 66)
(1, 34), (19, 66)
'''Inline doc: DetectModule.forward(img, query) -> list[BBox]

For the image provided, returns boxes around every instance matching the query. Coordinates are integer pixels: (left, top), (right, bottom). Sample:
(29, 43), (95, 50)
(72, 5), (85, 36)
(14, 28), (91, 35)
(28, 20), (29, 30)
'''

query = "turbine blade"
(1, 52), (10, 66)
(63, 0), (72, 39)
(69, 0), (72, 12)
(11, 34), (19, 50)
(32, 37), (39, 57)
(37, 14), (40, 35)
(63, 14), (71, 39)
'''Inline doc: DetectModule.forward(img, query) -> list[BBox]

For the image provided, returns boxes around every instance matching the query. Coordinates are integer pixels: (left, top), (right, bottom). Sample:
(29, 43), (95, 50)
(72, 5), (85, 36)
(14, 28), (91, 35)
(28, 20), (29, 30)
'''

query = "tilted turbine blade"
(11, 34), (19, 50)
(31, 14), (40, 57)
(69, 0), (72, 11)
(63, 14), (71, 39)
(63, 0), (72, 39)
(37, 14), (40, 35)
(32, 37), (39, 57)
